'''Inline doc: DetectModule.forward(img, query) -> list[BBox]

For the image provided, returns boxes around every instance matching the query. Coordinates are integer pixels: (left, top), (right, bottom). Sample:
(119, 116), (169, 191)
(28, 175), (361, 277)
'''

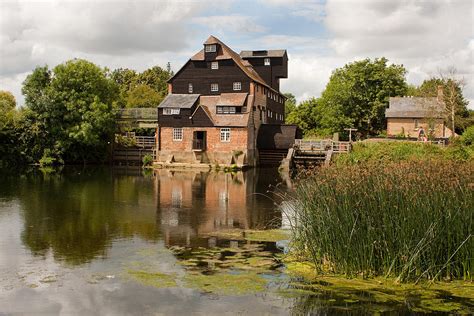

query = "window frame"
(220, 128), (231, 142)
(264, 58), (271, 66)
(205, 44), (217, 53)
(172, 128), (183, 141)
(163, 108), (180, 115)
(211, 61), (219, 70)
(233, 82), (242, 91)
(211, 83), (219, 92)
(188, 83), (193, 93)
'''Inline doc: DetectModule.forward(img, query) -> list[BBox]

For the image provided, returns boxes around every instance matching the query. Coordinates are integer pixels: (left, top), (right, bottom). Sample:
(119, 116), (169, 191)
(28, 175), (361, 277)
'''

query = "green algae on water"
(184, 271), (268, 295)
(127, 270), (177, 288)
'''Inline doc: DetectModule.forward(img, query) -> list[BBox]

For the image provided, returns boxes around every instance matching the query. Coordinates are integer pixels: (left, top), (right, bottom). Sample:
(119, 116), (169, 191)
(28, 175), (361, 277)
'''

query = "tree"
(0, 90), (16, 111)
(126, 84), (163, 108)
(409, 73), (470, 134)
(284, 92), (296, 121)
(317, 58), (407, 136)
(22, 59), (119, 163)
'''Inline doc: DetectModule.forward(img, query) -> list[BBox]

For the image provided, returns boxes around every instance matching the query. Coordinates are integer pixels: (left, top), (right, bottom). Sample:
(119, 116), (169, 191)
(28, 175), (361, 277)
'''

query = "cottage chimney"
(437, 85), (444, 102)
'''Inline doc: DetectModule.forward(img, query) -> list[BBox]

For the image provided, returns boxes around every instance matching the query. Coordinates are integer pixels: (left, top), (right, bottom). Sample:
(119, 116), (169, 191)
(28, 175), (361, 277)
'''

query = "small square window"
(264, 58), (271, 66)
(220, 128), (230, 142)
(211, 61), (219, 70)
(163, 108), (180, 115)
(205, 44), (217, 53)
(188, 83), (193, 93)
(233, 82), (241, 91)
(211, 83), (219, 92)
(173, 128), (183, 141)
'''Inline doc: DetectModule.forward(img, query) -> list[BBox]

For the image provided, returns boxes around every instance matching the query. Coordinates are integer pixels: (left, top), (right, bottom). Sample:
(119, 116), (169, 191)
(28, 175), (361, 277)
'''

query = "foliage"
(39, 149), (57, 167)
(460, 125), (474, 146)
(142, 154), (153, 166)
(284, 92), (297, 121)
(408, 77), (470, 134)
(290, 160), (473, 282)
(126, 84), (163, 108)
(0, 90), (16, 111)
(21, 59), (119, 163)
(335, 141), (473, 165)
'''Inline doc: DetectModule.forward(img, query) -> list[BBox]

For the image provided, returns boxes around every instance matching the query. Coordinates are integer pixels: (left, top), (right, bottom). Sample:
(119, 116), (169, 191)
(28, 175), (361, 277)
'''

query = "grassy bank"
(290, 160), (473, 282)
(335, 141), (473, 165)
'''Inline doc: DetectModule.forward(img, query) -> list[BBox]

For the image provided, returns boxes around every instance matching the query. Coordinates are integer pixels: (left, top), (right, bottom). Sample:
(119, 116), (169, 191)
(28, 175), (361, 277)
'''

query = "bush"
(142, 154), (153, 167)
(460, 125), (474, 146)
(39, 149), (56, 167)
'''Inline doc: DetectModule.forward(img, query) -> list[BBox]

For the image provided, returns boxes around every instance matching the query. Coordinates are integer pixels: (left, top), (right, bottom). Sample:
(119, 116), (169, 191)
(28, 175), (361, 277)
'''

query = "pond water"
(0, 167), (472, 315)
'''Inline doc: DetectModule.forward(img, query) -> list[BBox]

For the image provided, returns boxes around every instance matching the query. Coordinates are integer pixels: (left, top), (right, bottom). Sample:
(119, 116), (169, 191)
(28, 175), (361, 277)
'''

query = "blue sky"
(1, 0), (472, 106)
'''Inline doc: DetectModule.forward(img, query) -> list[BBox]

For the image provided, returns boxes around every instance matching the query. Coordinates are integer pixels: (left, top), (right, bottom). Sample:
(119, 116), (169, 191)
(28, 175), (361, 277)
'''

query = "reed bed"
(290, 160), (473, 282)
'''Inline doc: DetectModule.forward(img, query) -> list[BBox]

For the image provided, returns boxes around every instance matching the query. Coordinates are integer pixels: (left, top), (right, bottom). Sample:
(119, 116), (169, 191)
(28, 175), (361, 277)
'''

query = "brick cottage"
(155, 36), (299, 168)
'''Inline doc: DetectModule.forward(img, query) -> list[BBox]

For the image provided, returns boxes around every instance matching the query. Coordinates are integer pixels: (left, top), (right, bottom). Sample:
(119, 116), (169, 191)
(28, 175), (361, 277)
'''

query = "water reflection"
(11, 167), (288, 265)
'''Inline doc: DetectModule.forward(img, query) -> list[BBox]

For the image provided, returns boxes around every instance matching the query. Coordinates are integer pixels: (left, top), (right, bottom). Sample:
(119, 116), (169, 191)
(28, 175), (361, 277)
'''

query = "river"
(1, 167), (472, 315)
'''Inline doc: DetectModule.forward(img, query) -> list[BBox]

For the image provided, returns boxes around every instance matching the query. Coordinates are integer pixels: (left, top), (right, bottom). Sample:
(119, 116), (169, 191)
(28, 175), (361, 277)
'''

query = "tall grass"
(290, 161), (473, 282)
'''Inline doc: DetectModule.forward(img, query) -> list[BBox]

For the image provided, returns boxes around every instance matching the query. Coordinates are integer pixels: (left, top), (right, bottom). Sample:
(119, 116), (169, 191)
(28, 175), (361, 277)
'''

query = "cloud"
(193, 15), (267, 34)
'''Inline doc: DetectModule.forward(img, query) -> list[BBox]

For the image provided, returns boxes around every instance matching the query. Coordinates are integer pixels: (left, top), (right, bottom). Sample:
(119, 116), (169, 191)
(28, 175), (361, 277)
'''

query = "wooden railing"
(135, 136), (156, 148)
(294, 139), (351, 153)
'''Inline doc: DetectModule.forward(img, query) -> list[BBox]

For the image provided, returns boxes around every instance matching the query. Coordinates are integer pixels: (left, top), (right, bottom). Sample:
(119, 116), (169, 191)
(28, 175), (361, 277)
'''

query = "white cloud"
(193, 15), (267, 33)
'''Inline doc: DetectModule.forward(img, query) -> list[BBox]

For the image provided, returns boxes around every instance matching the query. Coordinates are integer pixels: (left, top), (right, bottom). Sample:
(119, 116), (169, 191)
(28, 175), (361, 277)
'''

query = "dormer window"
(205, 44), (217, 53)
(264, 58), (271, 66)
(211, 61), (219, 70)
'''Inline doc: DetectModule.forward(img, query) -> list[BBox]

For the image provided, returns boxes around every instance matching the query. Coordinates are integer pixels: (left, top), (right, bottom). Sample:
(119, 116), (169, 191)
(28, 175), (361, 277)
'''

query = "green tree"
(284, 92), (296, 121)
(317, 58), (407, 136)
(22, 59), (119, 163)
(412, 76), (470, 134)
(0, 90), (16, 111)
(126, 84), (163, 108)
(110, 68), (138, 108)
(136, 65), (173, 98)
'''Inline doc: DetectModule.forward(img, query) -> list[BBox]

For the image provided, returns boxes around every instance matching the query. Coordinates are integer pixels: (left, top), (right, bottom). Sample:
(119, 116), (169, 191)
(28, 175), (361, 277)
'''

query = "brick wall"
(387, 118), (453, 138)
(159, 126), (248, 152)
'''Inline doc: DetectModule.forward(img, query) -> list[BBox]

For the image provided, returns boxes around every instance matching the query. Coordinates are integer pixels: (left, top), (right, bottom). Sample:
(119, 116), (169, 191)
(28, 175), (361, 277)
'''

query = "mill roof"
(239, 50), (287, 58)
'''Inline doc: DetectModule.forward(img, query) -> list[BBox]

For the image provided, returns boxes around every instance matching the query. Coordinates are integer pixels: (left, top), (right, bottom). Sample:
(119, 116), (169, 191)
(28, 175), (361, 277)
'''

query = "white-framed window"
(220, 128), (230, 142)
(173, 128), (183, 141)
(163, 108), (180, 115)
(188, 83), (193, 93)
(233, 82), (241, 91)
(211, 83), (219, 92)
(217, 106), (237, 114)
(264, 58), (271, 66)
(205, 44), (217, 52)
(211, 61), (219, 69)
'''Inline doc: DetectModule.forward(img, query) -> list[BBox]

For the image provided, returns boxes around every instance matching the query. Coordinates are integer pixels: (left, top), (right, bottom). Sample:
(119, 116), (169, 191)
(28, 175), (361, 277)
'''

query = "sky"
(1, 0), (473, 107)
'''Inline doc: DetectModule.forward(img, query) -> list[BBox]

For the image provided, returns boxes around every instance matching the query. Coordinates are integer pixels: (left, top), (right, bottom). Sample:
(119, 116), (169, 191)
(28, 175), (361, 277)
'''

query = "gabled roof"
(239, 50), (287, 58)
(158, 94), (200, 108)
(216, 93), (248, 106)
(171, 35), (283, 96)
(385, 97), (445, 118)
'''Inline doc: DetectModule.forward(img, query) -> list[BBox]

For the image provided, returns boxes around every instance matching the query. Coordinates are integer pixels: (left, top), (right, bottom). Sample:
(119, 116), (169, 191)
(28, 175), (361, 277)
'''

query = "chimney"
(437, 85), (444, 102)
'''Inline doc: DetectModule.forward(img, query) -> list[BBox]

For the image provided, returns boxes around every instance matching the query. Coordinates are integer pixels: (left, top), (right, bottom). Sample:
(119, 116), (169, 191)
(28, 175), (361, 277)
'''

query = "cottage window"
(211, 61), (219, 70)
(163, 108), (180, 115)
(220, 128), (231, 142)
(205, 44), (217, 53)
(264, 58), (271, 66)
(233, 82), (241, 91)
(173, 128), (183, 141)
(211, 83), (219, 92)
(188, 83), (193, 93)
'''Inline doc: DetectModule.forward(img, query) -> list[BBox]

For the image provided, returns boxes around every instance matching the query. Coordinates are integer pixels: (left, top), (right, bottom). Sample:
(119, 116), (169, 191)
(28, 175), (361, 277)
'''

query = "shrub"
(460, 125), (474, 146)
(39, 149), (56, 167)
(142, 154), (153, 167)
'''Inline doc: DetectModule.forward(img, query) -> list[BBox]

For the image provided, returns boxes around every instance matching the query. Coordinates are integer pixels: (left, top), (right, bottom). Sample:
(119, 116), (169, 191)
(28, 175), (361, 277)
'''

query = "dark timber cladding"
(156, 35), (293, 167)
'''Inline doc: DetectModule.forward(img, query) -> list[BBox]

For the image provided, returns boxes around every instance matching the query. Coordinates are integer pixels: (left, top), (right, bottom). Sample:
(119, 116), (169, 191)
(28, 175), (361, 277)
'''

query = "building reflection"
(155, 169), (284, 248)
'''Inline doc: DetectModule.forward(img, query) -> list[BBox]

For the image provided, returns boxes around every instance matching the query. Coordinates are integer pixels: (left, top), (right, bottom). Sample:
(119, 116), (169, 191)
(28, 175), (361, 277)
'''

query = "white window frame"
(205, 44), (217, 52)
(211, 83), (219, 92)
(233, 82), (241, 91)
(172, 128), (183, 141)
(220, 128), (230, 142)
(211, 61), (219, 70)
(163, 108), (180, 115)
(264, 58), (271, 66)
(188, 83), (193, 93)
